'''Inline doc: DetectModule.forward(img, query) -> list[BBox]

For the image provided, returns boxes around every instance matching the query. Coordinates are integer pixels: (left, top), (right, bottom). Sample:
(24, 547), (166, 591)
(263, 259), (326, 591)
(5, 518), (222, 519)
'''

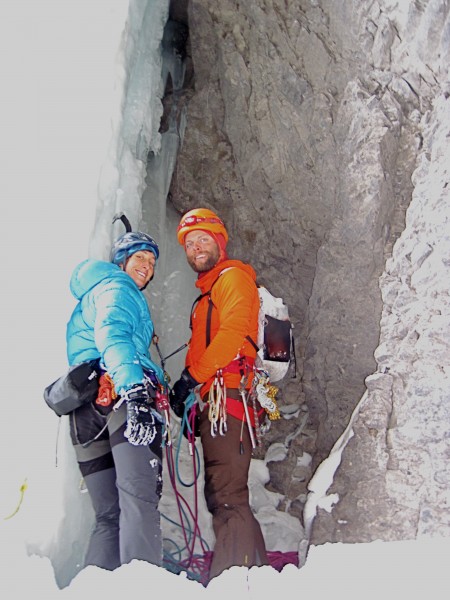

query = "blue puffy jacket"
(66, 259), (164, 394)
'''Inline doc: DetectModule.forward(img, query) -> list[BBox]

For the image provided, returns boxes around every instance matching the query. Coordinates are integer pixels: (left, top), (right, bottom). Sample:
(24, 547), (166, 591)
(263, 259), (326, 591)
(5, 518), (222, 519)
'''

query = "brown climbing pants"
(199, 407), (269, 580)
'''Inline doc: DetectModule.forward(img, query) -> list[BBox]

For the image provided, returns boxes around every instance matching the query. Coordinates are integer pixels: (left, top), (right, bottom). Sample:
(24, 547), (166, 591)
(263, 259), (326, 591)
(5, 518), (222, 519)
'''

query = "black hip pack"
(44, 360), (100, 417)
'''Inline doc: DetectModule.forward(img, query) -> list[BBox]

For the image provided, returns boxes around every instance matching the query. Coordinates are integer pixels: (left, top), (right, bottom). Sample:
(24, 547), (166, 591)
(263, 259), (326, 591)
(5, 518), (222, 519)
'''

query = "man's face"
(124, 250), (155, 288)
(184, 230), (220, 273)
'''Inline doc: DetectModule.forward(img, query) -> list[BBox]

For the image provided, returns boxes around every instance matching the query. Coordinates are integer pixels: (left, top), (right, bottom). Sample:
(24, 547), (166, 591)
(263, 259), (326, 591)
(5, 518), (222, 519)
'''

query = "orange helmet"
(177, 208), (229, 245)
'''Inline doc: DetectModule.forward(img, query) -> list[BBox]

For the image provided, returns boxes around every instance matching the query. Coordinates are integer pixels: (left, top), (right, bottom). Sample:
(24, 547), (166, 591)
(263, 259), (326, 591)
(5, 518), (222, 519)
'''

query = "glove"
(123, 384), (157, 446)
(169, 368), (199, 418)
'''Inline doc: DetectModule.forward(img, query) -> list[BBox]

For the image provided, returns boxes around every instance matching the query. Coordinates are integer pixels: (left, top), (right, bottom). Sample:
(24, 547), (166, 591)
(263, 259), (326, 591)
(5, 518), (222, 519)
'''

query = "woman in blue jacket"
(66, 224), (165, 571)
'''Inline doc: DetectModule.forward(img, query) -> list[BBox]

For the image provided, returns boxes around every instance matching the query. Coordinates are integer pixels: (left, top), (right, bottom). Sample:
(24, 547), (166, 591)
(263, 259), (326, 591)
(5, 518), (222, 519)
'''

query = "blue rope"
(161, 446), (211, 582)
(161, 391), (212, 582)
(174, 391), (202, 487)
(161, 511), (211, 556)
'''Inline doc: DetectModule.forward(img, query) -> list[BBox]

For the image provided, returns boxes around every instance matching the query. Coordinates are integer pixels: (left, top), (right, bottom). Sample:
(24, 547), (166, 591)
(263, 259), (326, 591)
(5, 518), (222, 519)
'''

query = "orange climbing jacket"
(186, 259), (260, 423)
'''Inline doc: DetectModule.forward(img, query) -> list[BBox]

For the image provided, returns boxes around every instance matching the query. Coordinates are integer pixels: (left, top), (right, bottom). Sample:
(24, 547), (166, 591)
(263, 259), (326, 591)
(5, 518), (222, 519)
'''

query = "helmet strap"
(140, 273), (153, 291)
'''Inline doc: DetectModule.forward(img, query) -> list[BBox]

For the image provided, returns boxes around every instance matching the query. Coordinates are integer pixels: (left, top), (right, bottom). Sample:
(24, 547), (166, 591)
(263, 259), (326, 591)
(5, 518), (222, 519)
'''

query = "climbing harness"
(71, 409), (115, 449)
(203, 362), (281, 452)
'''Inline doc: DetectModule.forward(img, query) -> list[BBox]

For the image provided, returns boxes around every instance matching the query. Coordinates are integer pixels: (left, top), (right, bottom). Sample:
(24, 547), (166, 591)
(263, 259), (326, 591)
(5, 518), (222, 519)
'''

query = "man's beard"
(187, 247), (220, 273)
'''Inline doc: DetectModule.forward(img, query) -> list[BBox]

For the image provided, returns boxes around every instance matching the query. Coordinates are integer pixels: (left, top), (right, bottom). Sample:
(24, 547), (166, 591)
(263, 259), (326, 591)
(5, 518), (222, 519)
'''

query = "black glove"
(169, 368), (198, 419)
(123, 384), (157, 446)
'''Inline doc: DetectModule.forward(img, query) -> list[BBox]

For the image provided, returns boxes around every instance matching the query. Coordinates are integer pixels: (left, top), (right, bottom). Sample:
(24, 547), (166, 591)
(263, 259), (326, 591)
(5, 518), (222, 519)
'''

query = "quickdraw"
(208, 370), (227, 437)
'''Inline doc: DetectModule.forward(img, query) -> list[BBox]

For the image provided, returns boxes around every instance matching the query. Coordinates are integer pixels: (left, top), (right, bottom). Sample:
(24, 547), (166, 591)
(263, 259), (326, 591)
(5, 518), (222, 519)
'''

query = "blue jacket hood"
(70, 259), (126, 300)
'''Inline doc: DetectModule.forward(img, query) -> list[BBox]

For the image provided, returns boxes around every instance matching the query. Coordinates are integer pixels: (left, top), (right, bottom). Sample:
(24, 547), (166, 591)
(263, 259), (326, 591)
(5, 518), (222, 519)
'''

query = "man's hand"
(123, 384), (157, 446)
(169, 368), (198, 418)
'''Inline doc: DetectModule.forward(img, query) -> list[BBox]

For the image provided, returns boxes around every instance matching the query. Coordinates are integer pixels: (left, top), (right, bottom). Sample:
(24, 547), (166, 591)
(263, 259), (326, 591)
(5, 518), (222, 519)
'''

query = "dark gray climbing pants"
(70, 401), (163, 570)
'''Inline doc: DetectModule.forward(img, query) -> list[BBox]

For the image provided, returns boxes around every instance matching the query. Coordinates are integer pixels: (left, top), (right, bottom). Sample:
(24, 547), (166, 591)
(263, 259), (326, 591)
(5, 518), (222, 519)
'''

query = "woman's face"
(124, 250), (156, 288)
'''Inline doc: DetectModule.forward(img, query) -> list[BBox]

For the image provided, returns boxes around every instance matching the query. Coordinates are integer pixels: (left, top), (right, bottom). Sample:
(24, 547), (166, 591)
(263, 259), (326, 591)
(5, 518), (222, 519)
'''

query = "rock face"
(168, 0), (450, 545)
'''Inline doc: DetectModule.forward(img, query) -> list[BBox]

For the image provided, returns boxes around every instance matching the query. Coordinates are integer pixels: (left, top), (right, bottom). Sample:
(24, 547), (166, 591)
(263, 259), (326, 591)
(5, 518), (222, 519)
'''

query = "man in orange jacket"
(170, 207), (269, 580)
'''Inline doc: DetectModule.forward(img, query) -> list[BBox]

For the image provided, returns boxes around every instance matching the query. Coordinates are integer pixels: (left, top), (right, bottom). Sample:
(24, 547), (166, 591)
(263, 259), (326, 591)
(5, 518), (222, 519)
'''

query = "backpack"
(250, 285), (294, 382)
(191, 270), (294, 383)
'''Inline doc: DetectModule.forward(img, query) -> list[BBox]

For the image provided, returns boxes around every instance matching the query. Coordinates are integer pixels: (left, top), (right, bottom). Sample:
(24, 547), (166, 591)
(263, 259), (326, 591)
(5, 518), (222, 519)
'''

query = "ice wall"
(88, 0), (170, 261)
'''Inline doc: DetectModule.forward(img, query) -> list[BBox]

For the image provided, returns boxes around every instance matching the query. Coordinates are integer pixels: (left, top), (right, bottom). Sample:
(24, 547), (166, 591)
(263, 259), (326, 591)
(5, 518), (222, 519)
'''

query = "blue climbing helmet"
(110, 213), (159, 266)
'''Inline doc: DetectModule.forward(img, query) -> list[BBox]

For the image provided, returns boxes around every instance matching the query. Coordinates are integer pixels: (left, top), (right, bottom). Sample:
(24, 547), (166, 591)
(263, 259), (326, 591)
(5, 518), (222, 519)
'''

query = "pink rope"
(267, 550), (299, 571)
(181, 550), (300, 586)
(165, 412), (209, 572)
